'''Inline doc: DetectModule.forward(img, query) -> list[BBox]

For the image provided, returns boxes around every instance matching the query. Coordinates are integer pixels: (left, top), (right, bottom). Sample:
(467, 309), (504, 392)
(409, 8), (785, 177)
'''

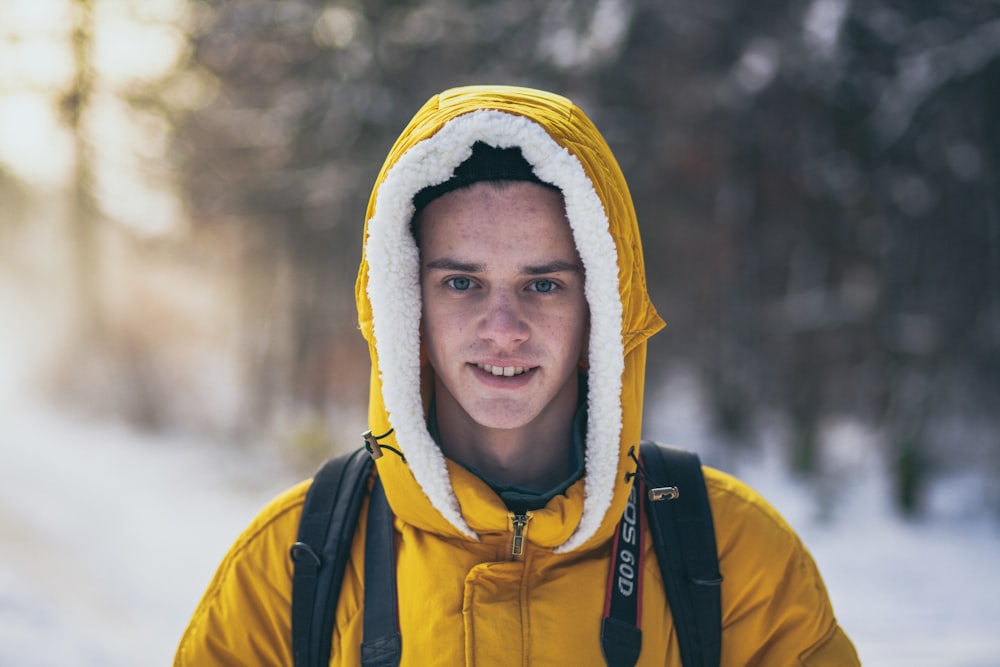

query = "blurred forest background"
(2, 0), (998, 518)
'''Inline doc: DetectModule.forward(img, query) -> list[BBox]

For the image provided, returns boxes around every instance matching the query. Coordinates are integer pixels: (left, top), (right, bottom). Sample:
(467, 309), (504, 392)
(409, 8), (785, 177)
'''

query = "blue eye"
(532, 279), (556, 294)
(447, 277), (472, 291)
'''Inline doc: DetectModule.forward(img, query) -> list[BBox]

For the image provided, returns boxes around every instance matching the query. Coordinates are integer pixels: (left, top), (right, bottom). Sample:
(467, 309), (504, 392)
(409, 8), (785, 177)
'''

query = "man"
(175, 85), (859, 665)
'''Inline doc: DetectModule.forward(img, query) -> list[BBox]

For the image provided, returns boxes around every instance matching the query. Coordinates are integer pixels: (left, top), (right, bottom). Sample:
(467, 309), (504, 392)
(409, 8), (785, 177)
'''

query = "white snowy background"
(2, 273), (999, 667)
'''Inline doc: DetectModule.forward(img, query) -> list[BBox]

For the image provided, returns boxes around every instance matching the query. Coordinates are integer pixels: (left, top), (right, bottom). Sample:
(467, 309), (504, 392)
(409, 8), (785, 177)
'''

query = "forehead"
(416, 181), (577, 263)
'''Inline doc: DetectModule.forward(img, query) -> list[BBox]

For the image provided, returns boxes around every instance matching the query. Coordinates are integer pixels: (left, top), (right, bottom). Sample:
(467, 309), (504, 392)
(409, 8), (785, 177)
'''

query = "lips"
(476, 363), (530, 377)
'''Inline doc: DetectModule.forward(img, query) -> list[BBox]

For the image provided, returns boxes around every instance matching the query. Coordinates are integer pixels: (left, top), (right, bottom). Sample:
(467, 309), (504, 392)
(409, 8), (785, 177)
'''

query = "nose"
(477, 288), (529, 347)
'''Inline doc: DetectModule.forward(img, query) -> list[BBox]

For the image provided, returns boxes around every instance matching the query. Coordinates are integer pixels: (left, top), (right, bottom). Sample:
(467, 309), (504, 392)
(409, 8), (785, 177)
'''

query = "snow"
(2, 399), (999, 666)
(0, 399), (302, 667)
(728, 443), (1000, 667)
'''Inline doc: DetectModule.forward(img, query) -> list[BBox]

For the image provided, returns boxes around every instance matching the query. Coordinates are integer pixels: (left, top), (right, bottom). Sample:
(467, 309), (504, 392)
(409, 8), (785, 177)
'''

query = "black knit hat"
(412, 141), (557, 212)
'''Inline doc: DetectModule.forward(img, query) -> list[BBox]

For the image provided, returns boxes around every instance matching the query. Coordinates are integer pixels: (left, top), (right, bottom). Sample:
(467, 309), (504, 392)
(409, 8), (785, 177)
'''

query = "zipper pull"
(511, 513), (532, 559)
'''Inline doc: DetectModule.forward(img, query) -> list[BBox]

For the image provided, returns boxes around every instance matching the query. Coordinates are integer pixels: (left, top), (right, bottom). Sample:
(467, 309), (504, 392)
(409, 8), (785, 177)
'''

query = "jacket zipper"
(511, 513), (532, 560)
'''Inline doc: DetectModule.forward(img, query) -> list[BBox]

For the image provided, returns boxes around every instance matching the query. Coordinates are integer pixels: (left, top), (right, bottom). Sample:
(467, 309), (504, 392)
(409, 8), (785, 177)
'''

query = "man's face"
(418, 181), (588, 435)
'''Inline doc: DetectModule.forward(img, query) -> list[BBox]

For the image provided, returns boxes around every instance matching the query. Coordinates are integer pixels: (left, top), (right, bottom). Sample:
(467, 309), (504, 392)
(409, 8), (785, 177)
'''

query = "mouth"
(476, 363), (532, 377)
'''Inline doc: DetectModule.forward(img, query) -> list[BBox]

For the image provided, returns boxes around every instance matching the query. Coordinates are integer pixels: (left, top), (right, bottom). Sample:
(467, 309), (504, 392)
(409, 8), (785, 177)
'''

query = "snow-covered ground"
(2, 397), (999, 667)
(725, 441), (1000, 667)
(1, 270), (999, 667)
(0, 398), (302, 667)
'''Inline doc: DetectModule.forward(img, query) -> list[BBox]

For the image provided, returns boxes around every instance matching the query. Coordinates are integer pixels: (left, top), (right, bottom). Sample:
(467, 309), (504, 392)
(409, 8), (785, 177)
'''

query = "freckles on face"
(416, 181), (588, 431)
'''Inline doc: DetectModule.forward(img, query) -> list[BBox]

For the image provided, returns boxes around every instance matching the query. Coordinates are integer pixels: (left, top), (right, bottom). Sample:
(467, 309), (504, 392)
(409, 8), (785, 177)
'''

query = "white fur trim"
(365, 110), (624, 550)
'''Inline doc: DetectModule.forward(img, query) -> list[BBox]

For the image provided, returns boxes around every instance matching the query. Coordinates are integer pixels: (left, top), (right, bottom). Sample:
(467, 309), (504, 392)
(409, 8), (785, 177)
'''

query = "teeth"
(479, 364), (527, 377)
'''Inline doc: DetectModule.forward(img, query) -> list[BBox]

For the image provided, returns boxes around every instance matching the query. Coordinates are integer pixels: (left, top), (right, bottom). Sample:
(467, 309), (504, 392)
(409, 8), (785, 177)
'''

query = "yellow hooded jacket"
(175, 85), (859, 666)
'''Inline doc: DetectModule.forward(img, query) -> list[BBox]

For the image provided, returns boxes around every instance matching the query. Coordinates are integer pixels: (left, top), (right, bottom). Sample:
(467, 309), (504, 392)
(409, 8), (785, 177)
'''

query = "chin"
(464, 402), (540, 431)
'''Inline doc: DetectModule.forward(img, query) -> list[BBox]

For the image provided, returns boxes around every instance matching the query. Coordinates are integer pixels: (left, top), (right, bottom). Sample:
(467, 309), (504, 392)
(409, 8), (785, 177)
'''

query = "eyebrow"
(424, 258), (483, 273)
(523, 261), (582, 275)
(423, 258), (582, 275)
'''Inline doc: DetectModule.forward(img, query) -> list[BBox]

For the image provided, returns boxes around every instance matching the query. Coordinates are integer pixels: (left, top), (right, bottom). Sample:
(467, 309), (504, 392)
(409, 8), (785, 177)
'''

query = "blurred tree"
(167, 0), (625, 427)
(0, 166), (28, 239)
(598, 0), (999, 507)
(165, 0), (999, 512)
(62, 0), (104, 344)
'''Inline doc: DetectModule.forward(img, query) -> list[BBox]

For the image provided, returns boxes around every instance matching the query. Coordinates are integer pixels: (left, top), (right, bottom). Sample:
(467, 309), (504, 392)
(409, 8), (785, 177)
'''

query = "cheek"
(567, 298), (589, 337)
(546, 305), (589, 362)
(570, 305), (590, 366)
(421, 302), (468, 359)
(573, 319), (589, 362)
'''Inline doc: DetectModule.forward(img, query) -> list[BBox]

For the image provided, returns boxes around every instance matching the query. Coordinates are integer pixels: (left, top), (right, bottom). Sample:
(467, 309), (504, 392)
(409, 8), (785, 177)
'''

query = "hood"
(355, 85), (665, 553)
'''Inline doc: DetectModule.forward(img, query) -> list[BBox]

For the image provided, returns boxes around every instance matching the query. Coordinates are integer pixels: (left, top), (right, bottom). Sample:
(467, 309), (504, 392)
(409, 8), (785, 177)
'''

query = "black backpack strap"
(600, 480), (646, 667)
(290, 447), (374, 667)
(640, 442), (723, 667)
(290, 442), (718, 667)
(361, 476), (402, 667)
